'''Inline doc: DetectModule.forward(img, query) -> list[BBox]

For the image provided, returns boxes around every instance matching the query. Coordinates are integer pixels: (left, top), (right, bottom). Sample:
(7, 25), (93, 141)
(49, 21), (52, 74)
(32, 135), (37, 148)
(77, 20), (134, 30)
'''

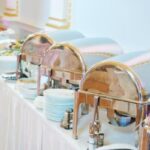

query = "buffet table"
(0, 78), (89, 150)
(0, 78), (137, 150)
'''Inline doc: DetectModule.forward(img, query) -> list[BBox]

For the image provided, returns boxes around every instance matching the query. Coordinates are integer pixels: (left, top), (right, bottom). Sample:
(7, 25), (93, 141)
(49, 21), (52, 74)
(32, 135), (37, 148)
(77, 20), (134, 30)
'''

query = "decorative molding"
(46, 0), (72, 30)
(3, 0), (18, 18)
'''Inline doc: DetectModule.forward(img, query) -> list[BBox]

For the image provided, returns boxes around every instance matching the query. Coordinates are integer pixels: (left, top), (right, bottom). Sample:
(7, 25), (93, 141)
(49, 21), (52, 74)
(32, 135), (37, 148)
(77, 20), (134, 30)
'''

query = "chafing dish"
(39, 37), (123, 90)
(139, 115), (150, 150)
(16, 30), (85, 94)
(72, 50), (150, 145)
(38, 37), (123, 131)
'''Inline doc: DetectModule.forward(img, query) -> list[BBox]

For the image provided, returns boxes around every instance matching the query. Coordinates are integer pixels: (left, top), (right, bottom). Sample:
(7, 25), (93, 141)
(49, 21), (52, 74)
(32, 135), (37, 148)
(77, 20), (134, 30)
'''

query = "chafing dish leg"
(16, 54), (21, 79)
(136, 104), (145, 127)
(73, 91), (85, 139)
(147, 105), (150, 115)
(37, 65), (41, 95)
(139, 115), (150, 150)
(73, 91), (80, 139)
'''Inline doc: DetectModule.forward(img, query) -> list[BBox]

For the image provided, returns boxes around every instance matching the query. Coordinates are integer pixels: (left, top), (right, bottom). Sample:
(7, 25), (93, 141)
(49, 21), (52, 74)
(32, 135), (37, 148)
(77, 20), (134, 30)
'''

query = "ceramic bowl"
(115, 112), (132, 127)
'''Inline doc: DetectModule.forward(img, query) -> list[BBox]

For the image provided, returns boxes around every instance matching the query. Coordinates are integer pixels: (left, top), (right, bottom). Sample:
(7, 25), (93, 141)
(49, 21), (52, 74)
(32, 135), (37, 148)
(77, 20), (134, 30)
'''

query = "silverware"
(60, 108), (73, 129)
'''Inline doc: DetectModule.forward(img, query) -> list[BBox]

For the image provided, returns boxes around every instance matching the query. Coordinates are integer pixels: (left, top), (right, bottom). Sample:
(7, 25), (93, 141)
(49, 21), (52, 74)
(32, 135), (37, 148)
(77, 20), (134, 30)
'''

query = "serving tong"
(88, 96), (104, 150)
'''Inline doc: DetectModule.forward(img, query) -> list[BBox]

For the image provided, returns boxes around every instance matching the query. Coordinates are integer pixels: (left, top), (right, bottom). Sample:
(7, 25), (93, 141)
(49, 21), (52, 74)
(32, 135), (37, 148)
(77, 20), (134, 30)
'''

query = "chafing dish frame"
(72, 61), (149, 139)
(139, 115), (150, 150)
(38, 43), (87, 90)
(38, 42), (120, 90)
(16, 33), (54, 94)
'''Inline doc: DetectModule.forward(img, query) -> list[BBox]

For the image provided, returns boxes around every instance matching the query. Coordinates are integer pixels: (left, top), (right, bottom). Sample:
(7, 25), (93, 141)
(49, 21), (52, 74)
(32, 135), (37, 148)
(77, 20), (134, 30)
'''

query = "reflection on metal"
(21, 33), (54, 64)
(40, 43), (86, 88)
(40, 38), (123, 88)
(16, 33), (54, 95)
(46, 0), (72, 29)
(16, 34), (54, 95)
(73, 61), (149, 139)
(48, 43), (86, 73)
(39, 37), (123, 90)
(18, 31), (85, 95)
(77, 90), (147, 105)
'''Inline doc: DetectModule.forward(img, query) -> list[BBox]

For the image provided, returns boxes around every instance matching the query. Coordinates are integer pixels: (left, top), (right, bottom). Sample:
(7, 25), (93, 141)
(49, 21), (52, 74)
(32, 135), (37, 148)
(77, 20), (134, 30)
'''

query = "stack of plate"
(16, 78), (37, 100)
(0, 56), (17, 74)
(43, 89), (74, 122)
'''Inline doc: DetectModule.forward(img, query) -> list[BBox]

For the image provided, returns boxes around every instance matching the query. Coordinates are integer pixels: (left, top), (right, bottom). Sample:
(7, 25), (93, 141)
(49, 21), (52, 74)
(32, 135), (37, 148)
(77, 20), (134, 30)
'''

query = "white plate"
(16, 78), (37, 89)
(96, 144), (137, 150)
(45, 112), (63, 122)
(44, 89), (74, 101)
(44, 101), (74, 106)
(44, 109), (69, 116)
(44, 105), (73, 113)
(0, 56), (17, 74)
(22, 93), (37, 100)
(46, 115), (62, 122)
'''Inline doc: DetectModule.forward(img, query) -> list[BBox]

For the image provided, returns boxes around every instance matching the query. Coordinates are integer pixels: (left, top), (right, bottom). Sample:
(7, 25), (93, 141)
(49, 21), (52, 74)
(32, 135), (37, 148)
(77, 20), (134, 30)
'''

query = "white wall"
(0, 0), (5, 15)
(1, 0), (150, 51)
(72, 0), (150, 51)
(19, 0), (50, 28)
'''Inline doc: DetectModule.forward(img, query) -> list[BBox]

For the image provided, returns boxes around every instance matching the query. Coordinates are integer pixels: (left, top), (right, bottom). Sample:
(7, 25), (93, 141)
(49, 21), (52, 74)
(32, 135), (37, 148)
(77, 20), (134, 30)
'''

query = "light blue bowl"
(46, 114), (62, 122)
(44, 89), (74, 103)
(45, 101), (74, 106)
(45, 107), (73, 115)
(44, 111), (64, 122)
(44, 103), (73, 109)
(118, 116), (131, 126)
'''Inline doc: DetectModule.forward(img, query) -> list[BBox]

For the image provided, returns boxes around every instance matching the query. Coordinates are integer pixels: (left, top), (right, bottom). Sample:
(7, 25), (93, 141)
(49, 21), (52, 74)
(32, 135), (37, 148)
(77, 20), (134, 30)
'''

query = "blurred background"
(0, 0), (150, 51)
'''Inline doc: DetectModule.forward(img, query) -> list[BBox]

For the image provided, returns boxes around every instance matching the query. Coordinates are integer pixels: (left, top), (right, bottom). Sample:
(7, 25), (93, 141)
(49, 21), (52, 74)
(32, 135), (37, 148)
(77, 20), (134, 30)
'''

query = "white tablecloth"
(0, 79), (137, 150)
(0, 79), (88, 150)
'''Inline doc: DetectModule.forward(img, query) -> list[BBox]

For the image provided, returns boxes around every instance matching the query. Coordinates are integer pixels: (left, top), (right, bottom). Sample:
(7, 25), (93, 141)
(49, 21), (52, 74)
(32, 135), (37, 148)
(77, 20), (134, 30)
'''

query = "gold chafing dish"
(38, 37), (123, 91)
(72, 50), (150, 142)
(16, 30), (85, 93)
